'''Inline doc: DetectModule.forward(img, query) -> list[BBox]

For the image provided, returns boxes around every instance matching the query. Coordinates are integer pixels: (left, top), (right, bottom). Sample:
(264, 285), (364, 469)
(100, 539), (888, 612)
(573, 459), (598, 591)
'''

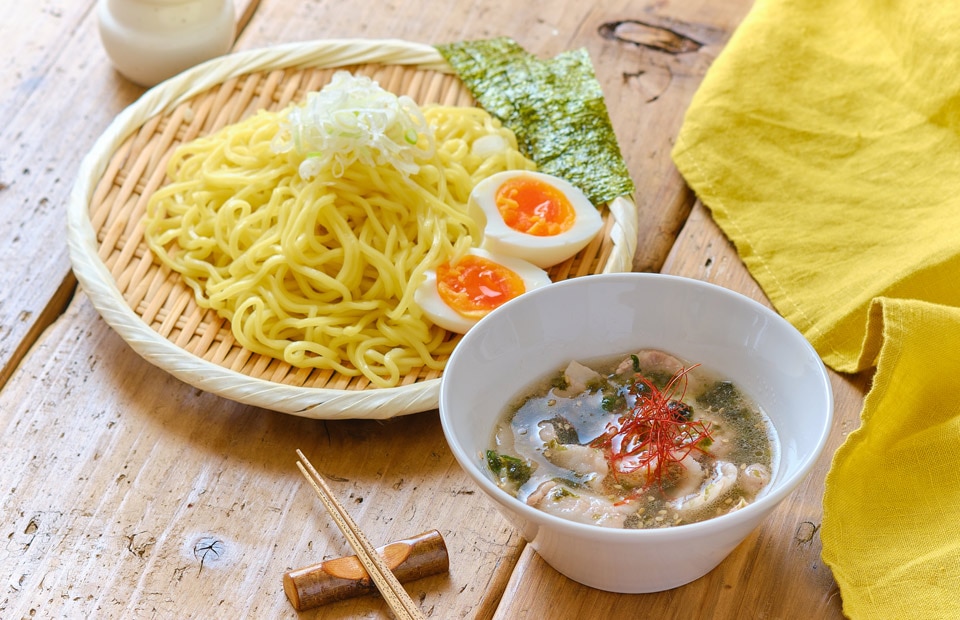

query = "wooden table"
(1, 1), (866, 617)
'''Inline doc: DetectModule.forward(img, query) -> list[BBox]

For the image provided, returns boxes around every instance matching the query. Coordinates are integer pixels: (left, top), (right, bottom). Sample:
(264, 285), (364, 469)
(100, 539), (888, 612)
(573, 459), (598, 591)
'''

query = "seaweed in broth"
(486, 349), (779, 529)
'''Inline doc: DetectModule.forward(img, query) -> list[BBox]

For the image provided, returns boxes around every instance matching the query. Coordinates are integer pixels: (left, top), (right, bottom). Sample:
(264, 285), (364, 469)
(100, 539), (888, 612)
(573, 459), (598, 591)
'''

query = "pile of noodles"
(144, 72), (535, 387)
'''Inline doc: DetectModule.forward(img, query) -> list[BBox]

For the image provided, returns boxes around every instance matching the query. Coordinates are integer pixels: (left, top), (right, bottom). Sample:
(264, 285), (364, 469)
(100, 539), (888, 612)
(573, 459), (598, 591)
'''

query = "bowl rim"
(439, 272), (835, 540)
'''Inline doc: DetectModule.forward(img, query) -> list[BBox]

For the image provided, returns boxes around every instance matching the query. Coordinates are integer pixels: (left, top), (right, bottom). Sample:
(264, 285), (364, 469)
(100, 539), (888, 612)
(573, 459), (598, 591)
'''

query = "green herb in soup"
(487, 349), (778, 529)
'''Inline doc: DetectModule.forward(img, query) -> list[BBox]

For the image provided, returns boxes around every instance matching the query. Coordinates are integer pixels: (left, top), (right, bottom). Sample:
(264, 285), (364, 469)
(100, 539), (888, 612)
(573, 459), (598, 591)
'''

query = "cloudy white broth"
(485, 349), (779, 529)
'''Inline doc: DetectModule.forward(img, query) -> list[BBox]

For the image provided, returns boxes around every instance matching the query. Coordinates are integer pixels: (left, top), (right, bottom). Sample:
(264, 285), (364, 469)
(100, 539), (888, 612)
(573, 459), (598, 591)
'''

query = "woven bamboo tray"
(67, 39), (638, 420)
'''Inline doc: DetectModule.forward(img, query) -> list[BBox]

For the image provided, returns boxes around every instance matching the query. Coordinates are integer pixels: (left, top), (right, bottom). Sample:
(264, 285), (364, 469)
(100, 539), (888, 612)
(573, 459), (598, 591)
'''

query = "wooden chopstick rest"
(283, 529), (449, 611)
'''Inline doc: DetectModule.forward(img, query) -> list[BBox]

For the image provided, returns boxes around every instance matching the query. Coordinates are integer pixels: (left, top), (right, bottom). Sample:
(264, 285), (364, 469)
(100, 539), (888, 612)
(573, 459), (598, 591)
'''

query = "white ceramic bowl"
(438, 273), (833, 593)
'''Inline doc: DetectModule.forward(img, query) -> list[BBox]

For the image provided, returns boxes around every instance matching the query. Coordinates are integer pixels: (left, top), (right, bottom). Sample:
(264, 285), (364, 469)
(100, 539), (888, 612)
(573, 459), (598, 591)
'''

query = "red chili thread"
(591, 365), (713, 501)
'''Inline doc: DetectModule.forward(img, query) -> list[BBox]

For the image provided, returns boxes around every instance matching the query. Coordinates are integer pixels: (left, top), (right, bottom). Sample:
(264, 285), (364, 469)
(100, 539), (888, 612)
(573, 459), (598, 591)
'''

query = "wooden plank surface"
(0, 295), (521, 618)
(0, 0), (867, 618)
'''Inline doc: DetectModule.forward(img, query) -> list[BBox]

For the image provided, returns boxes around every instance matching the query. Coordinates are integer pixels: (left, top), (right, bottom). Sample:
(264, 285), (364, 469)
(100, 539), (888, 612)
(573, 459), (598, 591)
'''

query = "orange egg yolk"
(494, 176), (577, 237)
(436, 254), (526, 319)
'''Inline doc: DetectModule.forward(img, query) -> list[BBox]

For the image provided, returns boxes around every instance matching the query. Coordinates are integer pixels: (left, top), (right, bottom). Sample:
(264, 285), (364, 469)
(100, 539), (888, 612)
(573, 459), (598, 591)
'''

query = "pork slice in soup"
(485, 349), (778, 529)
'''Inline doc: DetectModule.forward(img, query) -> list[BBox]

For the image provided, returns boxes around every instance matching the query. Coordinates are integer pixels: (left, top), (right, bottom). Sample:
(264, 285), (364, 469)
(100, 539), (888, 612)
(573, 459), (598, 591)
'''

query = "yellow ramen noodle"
(144, 103), (535, 387)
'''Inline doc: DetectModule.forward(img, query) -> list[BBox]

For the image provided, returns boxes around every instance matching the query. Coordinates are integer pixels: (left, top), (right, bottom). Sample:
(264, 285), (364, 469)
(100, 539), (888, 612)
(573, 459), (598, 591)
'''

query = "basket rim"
(66, 38), (638, 420)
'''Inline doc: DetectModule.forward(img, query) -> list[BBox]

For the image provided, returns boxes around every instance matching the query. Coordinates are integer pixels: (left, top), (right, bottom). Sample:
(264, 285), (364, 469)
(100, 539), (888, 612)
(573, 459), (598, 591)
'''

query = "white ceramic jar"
(97, 0), (236, 87)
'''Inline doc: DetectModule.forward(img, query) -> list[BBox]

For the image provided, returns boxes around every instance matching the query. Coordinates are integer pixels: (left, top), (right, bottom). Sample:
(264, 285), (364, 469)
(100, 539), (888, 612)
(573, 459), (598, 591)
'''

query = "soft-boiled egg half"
(469, 170), (604, 269)
(414, 248), (551, 333)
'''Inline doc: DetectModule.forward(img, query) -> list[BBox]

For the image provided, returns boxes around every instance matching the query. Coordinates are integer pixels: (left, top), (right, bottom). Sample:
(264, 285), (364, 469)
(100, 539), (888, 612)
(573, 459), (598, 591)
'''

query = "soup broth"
(486, 349), (779, 529)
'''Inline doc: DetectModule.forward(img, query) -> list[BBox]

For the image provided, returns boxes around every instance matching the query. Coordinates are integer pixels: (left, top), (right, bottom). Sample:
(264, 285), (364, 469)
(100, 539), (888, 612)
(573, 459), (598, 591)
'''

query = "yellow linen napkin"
(672, 0), (960, 374)
(822, 298), (960, 618)
(671, 0), (960, 617)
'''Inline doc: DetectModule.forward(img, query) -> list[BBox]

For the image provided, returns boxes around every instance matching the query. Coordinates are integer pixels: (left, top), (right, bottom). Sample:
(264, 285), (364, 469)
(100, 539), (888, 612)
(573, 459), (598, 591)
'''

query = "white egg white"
(414, 248), (552, 334)
(469, 170), (604, 269)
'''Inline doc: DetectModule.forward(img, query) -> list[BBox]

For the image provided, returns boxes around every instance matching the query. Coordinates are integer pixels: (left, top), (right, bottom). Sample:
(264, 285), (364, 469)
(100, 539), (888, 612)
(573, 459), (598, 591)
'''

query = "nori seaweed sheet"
(436, 37), (635, 206)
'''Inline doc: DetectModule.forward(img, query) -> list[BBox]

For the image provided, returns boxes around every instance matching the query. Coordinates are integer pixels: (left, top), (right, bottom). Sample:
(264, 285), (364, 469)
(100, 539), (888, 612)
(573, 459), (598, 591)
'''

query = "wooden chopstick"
(295, 449), (427, 620)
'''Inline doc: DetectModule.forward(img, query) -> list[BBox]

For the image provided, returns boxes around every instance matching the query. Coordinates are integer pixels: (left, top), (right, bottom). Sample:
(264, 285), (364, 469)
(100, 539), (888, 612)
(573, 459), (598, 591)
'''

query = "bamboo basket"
(67, 39), (638, 419)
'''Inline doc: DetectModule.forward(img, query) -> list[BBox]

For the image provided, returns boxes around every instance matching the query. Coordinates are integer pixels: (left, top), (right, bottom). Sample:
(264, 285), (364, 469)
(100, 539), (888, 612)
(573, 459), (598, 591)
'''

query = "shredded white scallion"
(271, 71), (436, 180)
(470, 134), (508, 158)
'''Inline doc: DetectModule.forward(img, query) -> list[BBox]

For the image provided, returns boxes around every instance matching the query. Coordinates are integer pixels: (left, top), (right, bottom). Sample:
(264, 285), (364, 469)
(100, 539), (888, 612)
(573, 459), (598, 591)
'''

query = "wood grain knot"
(193, 536), (228, 570)
(599, 20), (703, 54)
(794, 521), (821, 545)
